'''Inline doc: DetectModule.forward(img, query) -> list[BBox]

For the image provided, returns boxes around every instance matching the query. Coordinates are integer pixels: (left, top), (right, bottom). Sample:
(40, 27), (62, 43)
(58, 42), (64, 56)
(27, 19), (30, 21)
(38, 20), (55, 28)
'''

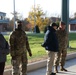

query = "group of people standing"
(42, 21), (68, 75)
(0, 20), (68, 75)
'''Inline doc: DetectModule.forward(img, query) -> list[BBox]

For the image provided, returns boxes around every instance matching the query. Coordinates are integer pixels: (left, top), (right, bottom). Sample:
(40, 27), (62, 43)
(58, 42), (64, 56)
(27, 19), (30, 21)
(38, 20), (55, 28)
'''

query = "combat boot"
(54, 66), (58, 73)
(50, 72), (56, 75)
(60, 66), (67, 71)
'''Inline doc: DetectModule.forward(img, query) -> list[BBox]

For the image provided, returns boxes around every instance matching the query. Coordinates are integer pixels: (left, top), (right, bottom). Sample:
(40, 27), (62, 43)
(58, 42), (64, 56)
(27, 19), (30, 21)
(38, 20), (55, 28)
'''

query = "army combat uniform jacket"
(56, 28), (68, 49)
(9, 29), (31, 57)
(54, 28), (68, 66)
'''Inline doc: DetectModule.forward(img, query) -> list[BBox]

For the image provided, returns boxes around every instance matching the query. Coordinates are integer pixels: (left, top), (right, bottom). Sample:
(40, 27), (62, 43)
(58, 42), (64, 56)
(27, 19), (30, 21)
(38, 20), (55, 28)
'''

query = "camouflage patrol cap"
(15, 20), (23, 28)
(60, 21), (66, 25)
(59, 21), (66, 29)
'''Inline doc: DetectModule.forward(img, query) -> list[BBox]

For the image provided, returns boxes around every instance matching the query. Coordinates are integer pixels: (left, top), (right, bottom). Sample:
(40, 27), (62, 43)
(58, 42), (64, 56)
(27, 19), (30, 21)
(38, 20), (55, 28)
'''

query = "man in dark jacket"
(0, 33), (9, 75)
(42, 23), (59, 75)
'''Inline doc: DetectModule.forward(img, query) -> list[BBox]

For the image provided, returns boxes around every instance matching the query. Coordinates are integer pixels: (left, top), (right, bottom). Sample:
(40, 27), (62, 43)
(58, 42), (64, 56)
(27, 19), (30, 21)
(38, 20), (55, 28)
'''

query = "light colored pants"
(46, 51), (56, 75)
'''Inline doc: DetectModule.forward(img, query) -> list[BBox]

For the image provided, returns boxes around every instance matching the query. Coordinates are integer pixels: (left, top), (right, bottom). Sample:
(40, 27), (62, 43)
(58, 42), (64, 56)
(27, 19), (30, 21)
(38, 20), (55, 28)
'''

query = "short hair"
(51, 22), (58, 27)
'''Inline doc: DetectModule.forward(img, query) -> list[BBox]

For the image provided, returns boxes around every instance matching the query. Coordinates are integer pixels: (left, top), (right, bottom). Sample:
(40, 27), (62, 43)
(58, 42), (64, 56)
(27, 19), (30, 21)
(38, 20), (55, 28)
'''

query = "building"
(69, 19), (76, 32)
(0, 12), (9, 32)
(50, 17), (61, 22)
(50, 17), (76, 32)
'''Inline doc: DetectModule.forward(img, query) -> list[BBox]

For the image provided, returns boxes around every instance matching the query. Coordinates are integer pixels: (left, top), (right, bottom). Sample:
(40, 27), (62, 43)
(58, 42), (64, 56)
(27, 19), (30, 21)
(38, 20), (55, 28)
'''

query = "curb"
(4, 52), (76, 75)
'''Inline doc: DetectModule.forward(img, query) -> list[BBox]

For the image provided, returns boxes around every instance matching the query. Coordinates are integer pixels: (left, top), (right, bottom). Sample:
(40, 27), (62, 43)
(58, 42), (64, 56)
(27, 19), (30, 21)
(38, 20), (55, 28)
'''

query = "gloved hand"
(29, 52), (32, 57)
(41, 43), (46, 47)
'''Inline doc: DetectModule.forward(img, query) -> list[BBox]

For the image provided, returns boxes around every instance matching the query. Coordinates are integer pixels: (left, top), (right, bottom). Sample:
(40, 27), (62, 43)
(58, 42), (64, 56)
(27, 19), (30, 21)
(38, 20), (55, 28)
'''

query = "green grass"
(69, 33), (76, 48)
(4, 32), (76, 65)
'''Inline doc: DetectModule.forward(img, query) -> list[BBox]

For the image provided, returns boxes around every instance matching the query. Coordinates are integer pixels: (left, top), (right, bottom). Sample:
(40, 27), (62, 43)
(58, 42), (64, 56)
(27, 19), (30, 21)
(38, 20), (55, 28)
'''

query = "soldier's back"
(10, 29), (27, 55)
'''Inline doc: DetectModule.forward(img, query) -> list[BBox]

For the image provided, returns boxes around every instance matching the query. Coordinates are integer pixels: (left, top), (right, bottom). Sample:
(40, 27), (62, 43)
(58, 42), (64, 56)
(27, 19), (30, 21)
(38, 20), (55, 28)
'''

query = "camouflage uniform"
(9, 29), (32, 75)
(54, 28), (68, 67)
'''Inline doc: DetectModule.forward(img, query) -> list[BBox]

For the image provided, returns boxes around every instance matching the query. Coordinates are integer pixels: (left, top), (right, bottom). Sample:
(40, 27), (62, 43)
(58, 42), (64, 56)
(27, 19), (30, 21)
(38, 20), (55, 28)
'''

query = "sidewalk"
(4, 52), (76, 75)
(28, 58), (76, 75)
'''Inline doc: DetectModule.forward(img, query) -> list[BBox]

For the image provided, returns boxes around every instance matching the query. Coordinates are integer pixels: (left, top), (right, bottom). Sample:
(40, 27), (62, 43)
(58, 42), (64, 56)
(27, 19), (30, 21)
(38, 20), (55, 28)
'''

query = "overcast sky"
(0, 0), (76, 19)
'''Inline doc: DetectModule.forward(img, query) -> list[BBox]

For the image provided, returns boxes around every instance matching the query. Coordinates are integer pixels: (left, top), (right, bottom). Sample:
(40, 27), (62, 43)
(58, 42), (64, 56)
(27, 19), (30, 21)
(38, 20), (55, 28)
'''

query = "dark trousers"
(0, 62), (5, 75)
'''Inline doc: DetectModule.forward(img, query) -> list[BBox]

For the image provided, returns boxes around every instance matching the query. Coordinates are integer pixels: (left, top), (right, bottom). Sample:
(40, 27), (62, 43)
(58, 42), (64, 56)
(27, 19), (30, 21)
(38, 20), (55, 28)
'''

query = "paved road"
(28, 58), (76, 75)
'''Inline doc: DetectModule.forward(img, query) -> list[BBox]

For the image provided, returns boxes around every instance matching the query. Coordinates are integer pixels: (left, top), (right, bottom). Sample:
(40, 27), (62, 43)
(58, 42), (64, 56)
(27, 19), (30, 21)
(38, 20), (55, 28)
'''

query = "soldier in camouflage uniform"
(9, 20), (32, 75)
(54, 21), (68, 73)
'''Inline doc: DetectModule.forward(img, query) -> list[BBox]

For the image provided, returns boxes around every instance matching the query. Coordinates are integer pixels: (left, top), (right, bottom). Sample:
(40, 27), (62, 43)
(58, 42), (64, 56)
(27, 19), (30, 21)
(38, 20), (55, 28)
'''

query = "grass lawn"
(4, 32), (76, 66)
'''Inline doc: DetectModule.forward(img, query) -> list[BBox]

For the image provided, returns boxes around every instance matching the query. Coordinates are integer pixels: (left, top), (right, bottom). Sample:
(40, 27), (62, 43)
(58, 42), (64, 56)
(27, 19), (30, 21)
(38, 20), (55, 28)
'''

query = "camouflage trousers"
(11, 53), (27, 75)
(54, 48), (67, 66)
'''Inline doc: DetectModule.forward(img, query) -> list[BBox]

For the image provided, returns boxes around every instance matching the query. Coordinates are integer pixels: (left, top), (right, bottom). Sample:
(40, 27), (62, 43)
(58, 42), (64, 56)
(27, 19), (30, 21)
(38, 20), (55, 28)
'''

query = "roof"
(69, 19), (76, 24)
(0, 12), (6, 16)
(0, 19), (9, 23)
(0, 12), (6, 14)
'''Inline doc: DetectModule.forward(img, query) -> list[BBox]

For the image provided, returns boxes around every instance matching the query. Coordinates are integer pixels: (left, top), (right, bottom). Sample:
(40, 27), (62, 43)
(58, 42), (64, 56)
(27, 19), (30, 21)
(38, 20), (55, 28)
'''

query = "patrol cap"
(60, 21), (66, 25)
(17, 20), (22, 24)
(16, 20), (23, 28)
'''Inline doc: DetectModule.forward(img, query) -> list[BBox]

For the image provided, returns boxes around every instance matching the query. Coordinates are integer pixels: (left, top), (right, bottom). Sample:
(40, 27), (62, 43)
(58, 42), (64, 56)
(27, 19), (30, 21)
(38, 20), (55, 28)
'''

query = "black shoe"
(50, 72), (56, 75)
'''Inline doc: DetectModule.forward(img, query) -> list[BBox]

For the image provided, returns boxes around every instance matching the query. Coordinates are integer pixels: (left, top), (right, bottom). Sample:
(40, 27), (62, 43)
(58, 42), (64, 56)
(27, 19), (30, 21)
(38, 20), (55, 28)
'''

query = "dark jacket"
(0, 34), (9, 62)
(42, 26), (59, 52)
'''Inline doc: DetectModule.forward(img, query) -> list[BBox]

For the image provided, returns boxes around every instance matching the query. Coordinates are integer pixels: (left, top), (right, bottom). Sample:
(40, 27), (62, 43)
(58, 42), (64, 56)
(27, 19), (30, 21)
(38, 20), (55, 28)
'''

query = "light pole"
(61, 0), (69, 47)
(34, 0), (36, 33)
(13, 0), (16, 30)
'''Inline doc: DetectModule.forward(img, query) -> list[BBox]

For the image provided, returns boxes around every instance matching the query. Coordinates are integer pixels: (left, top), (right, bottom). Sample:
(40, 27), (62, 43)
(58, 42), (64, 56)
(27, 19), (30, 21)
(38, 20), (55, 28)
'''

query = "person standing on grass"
(0, 33), (9, 75)
(41, 23), (59, 75)
(54, 21), (68, 73)
(9, 20), (32, 75)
